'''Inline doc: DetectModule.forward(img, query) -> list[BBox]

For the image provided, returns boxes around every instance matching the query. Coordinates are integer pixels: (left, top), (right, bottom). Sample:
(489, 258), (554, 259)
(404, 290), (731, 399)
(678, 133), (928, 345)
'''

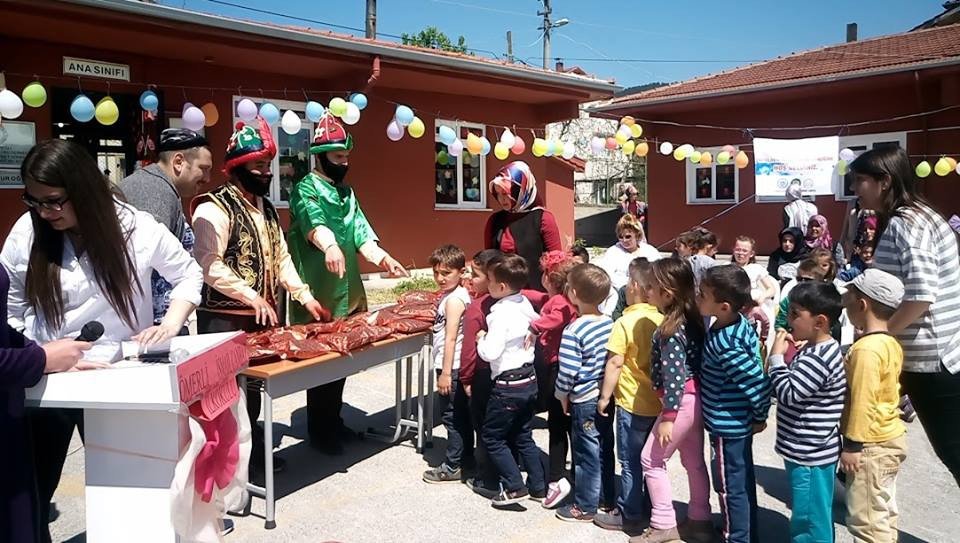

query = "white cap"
(849, 269), (904, 310)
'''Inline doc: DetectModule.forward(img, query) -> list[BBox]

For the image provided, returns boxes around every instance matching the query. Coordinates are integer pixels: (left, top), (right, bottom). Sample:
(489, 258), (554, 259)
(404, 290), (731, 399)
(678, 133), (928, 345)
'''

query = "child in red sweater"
(526, 250), (580, 508)
(460, 249), (547, 497)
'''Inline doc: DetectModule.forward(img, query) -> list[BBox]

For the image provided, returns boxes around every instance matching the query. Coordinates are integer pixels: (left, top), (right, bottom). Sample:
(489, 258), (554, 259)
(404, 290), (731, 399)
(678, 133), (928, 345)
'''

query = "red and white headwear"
(222, 116), (276, 174)
(489, 161), (539, 212)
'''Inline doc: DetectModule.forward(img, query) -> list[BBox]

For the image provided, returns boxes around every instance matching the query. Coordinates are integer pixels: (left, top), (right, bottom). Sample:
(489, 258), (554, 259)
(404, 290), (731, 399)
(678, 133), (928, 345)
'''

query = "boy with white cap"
(839, 269), (907, 543)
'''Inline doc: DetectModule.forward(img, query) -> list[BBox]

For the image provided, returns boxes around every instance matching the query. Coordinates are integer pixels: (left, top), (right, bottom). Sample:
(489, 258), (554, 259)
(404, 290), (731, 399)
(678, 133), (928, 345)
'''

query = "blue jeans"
(482, 380), (546, 493)
(570, 398), (615, 513)
(616, 406), (657, 520)
(784, 461), (836, 543)
(437, 369), (474, 470)
(710, 434), (759, 543)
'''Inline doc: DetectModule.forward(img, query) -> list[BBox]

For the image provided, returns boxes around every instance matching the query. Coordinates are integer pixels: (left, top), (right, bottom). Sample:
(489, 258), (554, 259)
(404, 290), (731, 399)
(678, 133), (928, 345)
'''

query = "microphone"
(75, 321), (104, 342)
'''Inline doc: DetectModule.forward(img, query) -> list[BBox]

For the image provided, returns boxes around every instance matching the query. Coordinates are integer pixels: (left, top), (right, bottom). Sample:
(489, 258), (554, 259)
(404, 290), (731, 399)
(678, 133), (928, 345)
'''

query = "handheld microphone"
(75, 321), (104, 342)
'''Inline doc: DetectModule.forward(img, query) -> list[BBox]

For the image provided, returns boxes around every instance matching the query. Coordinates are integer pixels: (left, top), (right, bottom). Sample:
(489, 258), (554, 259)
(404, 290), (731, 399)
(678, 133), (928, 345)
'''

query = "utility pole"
(506, 30), (514, 63)
(365, 0), (376, 39)
(538, 0), (552, 69)
(538, 0), (568, 70)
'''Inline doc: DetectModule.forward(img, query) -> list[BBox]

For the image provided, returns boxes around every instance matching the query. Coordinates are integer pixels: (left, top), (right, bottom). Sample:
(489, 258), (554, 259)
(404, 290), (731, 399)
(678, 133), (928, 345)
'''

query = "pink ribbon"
(189, 401), (240, 503)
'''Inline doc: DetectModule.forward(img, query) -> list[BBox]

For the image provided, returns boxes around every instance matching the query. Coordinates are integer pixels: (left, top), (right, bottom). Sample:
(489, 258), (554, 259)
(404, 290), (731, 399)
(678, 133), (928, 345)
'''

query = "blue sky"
(169, 0), (946, 88)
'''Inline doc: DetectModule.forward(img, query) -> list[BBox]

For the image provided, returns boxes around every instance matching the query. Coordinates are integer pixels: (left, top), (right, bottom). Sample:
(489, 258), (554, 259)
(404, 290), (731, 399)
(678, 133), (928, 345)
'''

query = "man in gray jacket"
(121, 128), (212, 324)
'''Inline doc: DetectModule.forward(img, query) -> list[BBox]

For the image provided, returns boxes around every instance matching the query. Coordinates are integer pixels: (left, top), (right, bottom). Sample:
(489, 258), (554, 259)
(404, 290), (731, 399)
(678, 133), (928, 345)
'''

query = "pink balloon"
(511, 137), (526, 155)
(448, 139), (464, 157)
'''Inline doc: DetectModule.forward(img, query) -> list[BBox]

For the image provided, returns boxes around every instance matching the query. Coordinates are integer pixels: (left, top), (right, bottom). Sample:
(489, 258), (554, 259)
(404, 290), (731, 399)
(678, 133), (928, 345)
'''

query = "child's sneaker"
(422, 464), (461, 484)
(542, 478), (571, 509)
(491, 486), (529, 508)
(678, 519), (717, 543)
(555, 504), (595, 523)
(465, 477), (499, 499)
(899, 395), (917, 422)
(594, 508), (644, 531)
(528, 487), (547, 502)
(629, 526), (682, 543)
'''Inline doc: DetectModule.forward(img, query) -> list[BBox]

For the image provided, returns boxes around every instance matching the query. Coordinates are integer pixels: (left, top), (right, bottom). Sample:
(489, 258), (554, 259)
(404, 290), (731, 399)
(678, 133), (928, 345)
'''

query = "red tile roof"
(551, 155), (586, 173)
(602, 23), (960, 108)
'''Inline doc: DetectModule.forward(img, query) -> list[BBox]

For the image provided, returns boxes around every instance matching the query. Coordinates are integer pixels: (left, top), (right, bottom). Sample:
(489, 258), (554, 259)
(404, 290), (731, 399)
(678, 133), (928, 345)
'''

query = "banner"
(753, 136), (838, 197)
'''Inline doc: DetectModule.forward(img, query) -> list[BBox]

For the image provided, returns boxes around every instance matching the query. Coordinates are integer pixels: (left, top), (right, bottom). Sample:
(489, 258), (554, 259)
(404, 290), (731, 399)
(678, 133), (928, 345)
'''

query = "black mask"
(233, 167), (271, 197)
(319, 153), (349, 184)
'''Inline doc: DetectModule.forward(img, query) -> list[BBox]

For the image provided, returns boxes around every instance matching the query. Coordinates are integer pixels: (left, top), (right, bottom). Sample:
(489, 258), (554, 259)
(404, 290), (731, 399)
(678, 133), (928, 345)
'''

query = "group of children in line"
(421, 230), (908, 543)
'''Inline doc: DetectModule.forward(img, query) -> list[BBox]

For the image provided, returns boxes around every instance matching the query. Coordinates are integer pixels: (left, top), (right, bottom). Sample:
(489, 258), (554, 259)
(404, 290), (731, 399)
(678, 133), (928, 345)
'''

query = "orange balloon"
(201, 102), (219, 127)
(946, 156), (958, 171)
(735, 150), (749, 169)
(466, 133), (483, 154)
(700, 151), (712, 166)
(620, 116), (635, 126)
(635, 141), (649, 157)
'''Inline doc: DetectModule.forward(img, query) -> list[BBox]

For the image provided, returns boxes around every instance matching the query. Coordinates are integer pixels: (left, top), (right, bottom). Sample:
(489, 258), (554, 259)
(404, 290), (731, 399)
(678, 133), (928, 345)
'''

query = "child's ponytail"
(651, 258), (705, 341)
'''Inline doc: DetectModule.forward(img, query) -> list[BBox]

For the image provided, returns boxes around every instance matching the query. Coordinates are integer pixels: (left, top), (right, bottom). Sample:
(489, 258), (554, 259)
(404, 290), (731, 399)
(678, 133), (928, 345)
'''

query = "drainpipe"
(363, 56), (381, 94)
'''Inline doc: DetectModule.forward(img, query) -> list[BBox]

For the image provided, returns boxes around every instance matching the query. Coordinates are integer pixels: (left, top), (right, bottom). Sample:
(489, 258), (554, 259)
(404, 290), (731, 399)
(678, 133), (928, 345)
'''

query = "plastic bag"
(286, 338), (335, 360)
(394, 303), (437, 322)
(398, 290), (441, 305)
(387, 318), (432, 334)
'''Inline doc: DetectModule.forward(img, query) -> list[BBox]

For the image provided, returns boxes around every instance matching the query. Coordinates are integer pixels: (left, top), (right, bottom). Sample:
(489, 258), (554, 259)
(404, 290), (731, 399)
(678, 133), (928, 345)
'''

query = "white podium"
(25, 331), (248, 543)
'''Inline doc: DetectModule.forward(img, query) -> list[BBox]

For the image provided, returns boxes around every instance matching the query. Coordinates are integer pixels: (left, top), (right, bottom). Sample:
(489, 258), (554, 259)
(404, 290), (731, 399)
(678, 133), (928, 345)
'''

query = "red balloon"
(511, 137), (526, 155)
(605, 137), (617, 150)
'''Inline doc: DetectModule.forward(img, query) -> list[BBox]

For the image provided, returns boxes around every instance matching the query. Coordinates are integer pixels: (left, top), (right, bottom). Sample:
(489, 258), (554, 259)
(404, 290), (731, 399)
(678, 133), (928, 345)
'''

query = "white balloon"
(0, 89), (24, 119)
(617, 124), (631, 137)
(590, 137), (605, 155)
(659, 141), (674, 155)
(839, 147), (856, 162)
(448, 139), (463, 157)
(343, 102), (361, 125)
(678, 143), (695, 155)
(562, 142), (576, 160)
(500, 129), (516, 149)
(281, 110), (302, 135)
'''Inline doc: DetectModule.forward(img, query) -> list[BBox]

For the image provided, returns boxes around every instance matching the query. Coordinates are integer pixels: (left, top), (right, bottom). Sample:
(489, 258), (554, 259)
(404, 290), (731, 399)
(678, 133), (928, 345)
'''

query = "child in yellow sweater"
(839, 269), (907, 543)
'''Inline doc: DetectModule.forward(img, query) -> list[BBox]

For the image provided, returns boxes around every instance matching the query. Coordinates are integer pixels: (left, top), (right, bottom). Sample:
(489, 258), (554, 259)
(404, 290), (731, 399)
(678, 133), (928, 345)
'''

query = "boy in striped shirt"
(555, 264), (615, 522)
(698, 265), (771, 543)
(767, 282), (846, 543)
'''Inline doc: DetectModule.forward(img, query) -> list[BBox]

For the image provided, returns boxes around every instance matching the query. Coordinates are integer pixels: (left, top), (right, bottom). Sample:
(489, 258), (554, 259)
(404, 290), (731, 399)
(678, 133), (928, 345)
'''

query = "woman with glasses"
(0, 139), (203, 541)
(598, 214), (661, 291)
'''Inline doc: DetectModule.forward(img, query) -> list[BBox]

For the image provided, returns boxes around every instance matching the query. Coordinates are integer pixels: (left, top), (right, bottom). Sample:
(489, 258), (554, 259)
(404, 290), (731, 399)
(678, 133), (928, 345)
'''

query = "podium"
(25, 331), (248, 543)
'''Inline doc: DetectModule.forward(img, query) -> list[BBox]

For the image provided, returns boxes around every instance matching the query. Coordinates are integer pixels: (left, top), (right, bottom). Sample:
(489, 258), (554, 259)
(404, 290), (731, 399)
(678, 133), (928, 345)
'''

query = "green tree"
(401, 26), (469, 54)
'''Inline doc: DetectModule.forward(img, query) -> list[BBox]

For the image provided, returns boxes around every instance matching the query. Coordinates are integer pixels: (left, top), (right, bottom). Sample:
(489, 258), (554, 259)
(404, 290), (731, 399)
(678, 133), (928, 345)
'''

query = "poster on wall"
(753, 136), (838, 198)
(0, 121), (36, 187)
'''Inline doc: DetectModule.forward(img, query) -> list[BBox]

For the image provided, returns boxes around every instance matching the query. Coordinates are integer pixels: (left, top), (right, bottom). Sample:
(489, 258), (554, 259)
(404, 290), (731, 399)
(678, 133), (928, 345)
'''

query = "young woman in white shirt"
(599, 214), (660, 290)
(0, 139), (203, 538)
(731, 236), (777, 307)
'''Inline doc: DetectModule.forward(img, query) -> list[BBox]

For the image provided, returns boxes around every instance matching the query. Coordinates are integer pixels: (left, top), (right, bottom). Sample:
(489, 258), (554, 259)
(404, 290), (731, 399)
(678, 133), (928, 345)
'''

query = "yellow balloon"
(735, 150), (750, 169)
(201, 102), (219, 127)
(95, 97), (119, 126)
(717, 151), (731, 165)
(532, 138), (548, 157)
(615, 131), (628, 145)
(689, 151), (702, 164)
(935, 157), (952, 177)
(620, 116), (635, 126)
(673, 148), (685, 161)
(635, 141), (649, 157)
(630, 124), (642, 138)
(915, 161), (931, 178)
(622, 140), (635, 156)
(466, 133), (483, 154)
(408, 117), (426, 138)
(494, 142), (510, 160)
(699, 152), (712, 166)
(838, 159), (848, 176)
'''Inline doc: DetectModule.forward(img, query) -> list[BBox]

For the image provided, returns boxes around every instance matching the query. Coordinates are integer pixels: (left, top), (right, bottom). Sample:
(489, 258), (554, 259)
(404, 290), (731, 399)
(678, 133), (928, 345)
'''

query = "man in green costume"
(288, 111), (408, 455)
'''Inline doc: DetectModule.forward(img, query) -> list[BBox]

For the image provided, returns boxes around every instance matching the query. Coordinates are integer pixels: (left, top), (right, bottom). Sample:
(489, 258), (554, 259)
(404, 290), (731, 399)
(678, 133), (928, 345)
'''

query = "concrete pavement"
(49, 361), (959, 542)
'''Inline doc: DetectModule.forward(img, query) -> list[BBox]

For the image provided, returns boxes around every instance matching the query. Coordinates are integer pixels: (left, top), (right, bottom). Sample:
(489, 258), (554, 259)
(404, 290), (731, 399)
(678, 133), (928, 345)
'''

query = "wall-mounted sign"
(0, 169), (24, 187)
(0, 121), (35, 187)
(63, 56), (130, 81)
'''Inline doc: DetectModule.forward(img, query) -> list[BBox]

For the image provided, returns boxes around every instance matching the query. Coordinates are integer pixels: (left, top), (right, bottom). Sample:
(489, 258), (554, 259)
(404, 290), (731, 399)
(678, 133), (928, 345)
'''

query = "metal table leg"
(263, 384), (276, 530)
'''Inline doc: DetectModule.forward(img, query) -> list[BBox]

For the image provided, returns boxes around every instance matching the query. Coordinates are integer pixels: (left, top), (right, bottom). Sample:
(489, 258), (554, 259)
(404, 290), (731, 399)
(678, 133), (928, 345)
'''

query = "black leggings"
(29, 407), (84, 543)
(901, 366), (960, 488)
(545, 364), (573, 483)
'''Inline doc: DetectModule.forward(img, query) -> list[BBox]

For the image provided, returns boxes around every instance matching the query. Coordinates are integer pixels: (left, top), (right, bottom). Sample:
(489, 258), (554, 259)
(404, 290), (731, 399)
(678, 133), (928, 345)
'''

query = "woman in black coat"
(767, 226), (810, 283)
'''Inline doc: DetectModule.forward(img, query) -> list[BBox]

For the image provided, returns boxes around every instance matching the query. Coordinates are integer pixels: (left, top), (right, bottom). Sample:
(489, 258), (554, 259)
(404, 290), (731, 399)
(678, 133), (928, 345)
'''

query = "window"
(686, 147), (738, 204)
(231, 96), (316, 207)
(435, 119), (487, 209)
(835, 132), (906, 201)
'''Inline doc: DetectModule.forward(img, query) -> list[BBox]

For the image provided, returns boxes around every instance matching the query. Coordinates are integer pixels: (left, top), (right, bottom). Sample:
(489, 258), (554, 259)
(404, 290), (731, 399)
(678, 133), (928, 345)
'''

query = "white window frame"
(685, 146), (739, 205)
(834, 131), (907, 201)
(434, 119), (488, 210)
(231, 96), (316, 208)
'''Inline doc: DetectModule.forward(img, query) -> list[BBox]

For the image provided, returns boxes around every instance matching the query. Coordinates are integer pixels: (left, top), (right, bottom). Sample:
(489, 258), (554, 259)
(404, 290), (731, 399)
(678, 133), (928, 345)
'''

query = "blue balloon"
(139, 90), (158, 112)
(259, 102), (280, 124)
(438, 125), (457, 146)
(394, 105), (415, 126)
(305, 101), (325, 122)
(70, 94), (95, 122)
(480, 137), (491, 156)
(349, 93), (368, 111)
